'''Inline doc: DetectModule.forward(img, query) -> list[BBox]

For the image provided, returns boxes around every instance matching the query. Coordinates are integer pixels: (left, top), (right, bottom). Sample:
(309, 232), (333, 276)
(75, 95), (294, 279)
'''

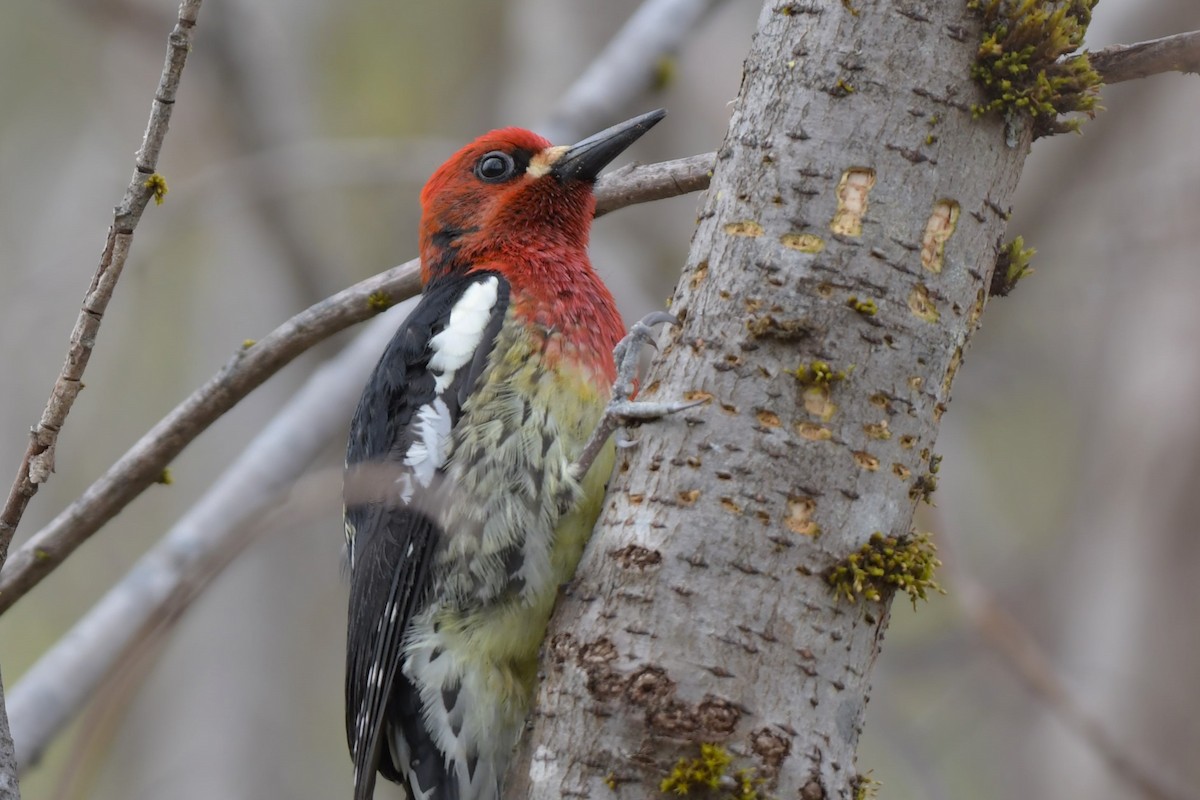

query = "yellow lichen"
(660, 743), (731, 795)
(846, 296), (878, 316)
(367, 290), (393, 313)
(853, 771), (881, 800)
(143, 173), (169, 205)
(790, 361), (851, 386)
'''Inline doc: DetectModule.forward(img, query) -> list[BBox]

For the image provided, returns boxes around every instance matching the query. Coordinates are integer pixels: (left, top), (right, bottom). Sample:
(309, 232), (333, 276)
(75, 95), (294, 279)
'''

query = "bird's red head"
(418, 110), (666, 287)
(417, 110), (665, 381)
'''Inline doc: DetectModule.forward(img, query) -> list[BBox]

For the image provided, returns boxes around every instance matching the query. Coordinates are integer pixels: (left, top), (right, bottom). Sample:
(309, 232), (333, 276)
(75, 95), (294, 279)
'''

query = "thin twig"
(7, 308), (397, 767)
(0, 152), (714, 617)
(944, 545), (1197, 800)
(1089, 29), (1200, 85)
(0, 4), (202, 796)
(0, 0), (203, 566)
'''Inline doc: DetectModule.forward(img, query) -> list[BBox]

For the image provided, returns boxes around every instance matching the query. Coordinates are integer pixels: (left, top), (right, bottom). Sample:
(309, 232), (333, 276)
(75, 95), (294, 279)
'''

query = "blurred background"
(0, 0), (1197, 798)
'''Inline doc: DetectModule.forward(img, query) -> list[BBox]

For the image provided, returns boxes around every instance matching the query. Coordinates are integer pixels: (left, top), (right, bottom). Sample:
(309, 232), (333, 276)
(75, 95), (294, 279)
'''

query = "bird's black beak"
(552, 109), (667, 183)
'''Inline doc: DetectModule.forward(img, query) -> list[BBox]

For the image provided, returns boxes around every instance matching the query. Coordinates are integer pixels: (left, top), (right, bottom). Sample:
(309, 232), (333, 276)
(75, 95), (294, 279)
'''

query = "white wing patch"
(344, 520), (356, 568)
(427, 277), (499, 394)
(400, 397), (453, 501)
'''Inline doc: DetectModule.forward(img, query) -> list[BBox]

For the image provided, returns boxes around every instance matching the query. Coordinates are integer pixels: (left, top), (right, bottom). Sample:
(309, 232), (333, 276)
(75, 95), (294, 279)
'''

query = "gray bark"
(507, 2), (1029, 798)
(0, 671), (17, 800)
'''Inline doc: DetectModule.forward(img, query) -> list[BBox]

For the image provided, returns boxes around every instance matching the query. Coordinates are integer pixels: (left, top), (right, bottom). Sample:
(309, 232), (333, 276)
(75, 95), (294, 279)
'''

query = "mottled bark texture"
(0, 671), (18, 800)
(507, 2), (1028, 798)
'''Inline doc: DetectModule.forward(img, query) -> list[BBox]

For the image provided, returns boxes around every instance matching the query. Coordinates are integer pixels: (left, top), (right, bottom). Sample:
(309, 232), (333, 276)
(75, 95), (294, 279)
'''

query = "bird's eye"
(475, 151), (516, 183)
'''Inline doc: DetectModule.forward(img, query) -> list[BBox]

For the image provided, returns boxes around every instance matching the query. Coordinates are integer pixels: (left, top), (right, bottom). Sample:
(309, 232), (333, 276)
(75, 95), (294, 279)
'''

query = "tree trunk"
(507, 2), (1031, 798)
(0, 670), (18, 800)
(506, 0), (1032, 796)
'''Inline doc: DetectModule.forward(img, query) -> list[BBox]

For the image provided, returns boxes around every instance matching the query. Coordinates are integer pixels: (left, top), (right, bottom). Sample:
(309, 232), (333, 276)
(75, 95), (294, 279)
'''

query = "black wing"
(344, 271), (510, 800)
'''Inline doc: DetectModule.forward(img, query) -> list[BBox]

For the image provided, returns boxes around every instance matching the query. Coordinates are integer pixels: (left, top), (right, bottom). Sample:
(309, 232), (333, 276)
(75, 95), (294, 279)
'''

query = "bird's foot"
(569, 312), (702, 481)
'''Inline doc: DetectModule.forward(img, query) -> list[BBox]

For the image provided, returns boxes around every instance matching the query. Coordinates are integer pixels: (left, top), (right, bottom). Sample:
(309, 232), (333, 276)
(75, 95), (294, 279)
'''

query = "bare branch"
(947, 550), (1197, 800)
(540, 0), (726, 142)
(594, 152), (713, 217)
(1089, 29), (1200, 85)
(0, 0), (203, 565)
(4, 0), (725, 770)
(0, 264), (417, 614)
(6, 309), (404, 768)
(0, 153), (714, 616)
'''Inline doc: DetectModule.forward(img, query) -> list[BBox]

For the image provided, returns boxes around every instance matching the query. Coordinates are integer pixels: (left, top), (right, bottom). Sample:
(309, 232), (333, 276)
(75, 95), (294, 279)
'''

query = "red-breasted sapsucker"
(344, 109), (667, 800)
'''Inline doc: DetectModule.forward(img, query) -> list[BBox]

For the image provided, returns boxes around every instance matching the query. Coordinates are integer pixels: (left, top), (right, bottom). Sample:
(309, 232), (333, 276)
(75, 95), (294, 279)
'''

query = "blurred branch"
(1088, 29), (1200, 85)
(0, 3), (203, 796)
(5, 0), (725, 770)
(43, 465), (343, 800)
(0, 0), (202, 566)
(6, 306), (395, 767)
(540, 0), (726, 142)
(179, 137), (456, 198)
(0, 152), (714, 617)
(5, 151), (717, 782)
(947, 553), (1197, 800)
(205, 1), (334, 304)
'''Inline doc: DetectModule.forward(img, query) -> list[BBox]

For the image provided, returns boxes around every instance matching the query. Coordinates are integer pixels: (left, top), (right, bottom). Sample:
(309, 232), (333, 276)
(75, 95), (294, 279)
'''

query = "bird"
(343, 109), (668, 800)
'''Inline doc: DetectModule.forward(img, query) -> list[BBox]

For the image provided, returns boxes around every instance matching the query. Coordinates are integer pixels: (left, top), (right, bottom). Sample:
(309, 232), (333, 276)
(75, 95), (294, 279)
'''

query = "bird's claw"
(612, 311), (678, 403)
(568, 313), (692, 482)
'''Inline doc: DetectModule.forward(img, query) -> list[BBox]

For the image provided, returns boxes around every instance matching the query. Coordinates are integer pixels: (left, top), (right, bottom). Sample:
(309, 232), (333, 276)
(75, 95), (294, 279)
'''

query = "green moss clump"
(990, 236), (1036, 297)
(653, 56), (678, 91)
(827, 532), (944, 608)
(661, 743), (731, 795)
(367, 290), (393, 313)
(846, 296), (878, 316)
(852, 772), (881, 800)
(732, 769), (765, 800)
(658, 744), (764, 798)
(143, 173), (169, 205)
(790, 361), (852, 386)
(968, 0), (1102, 138)
(909, 473), (939, 505)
